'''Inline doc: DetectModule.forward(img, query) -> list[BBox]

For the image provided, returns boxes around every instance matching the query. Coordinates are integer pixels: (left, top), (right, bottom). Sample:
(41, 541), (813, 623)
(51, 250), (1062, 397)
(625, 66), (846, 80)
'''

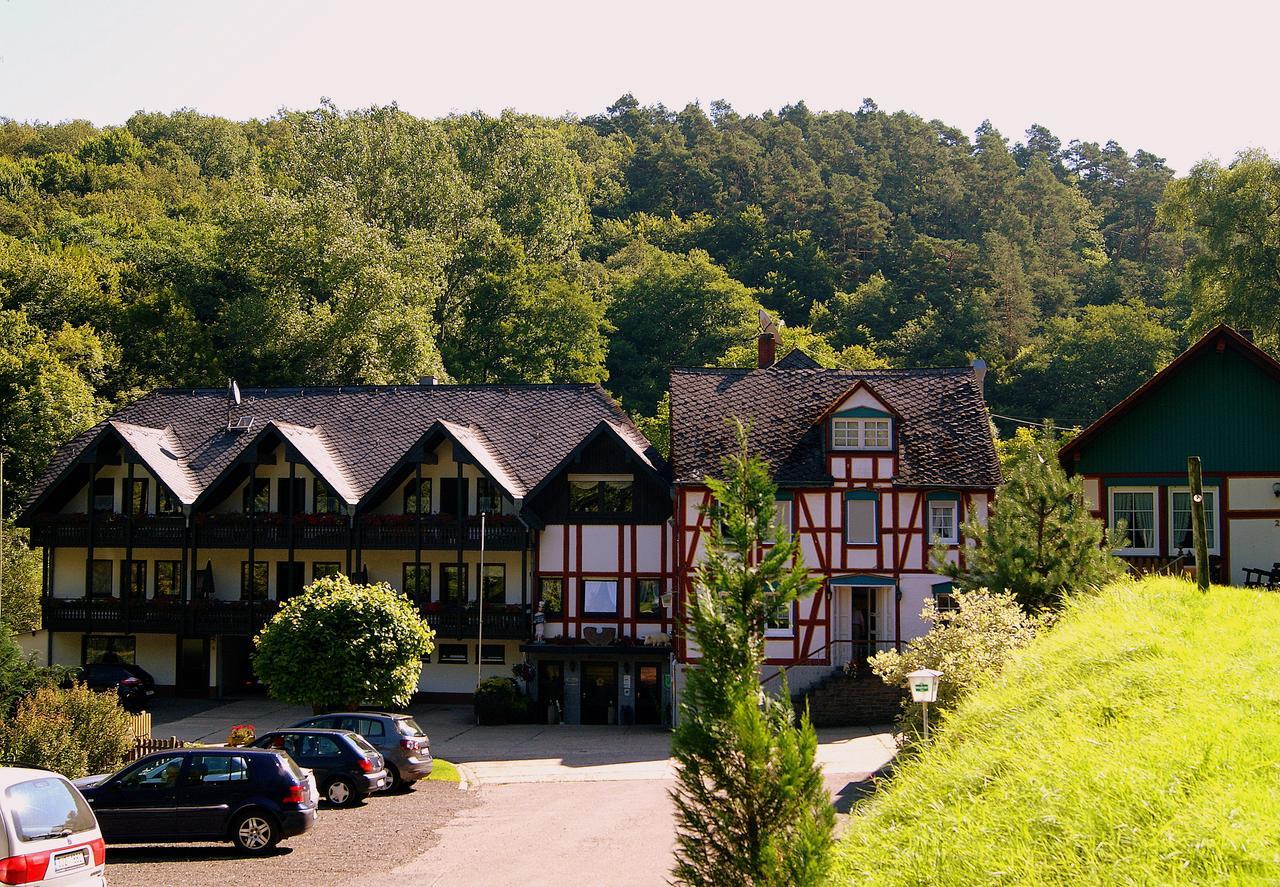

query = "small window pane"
(91, 560), (113, 597)
(240, 561), (268, 601)
(583, 580), (618, 614)
(155, 561), (181, 597)
(314, 562), (342, 581)
(481, 564), (505, 604)
(773, 499), (792, 537)
(1112, 491), (1155, 551)
(402, 563), (430, 600)
(539, 577), (563, 617)
(242, 479), (270, 513)
(156, 486), (181, 515)
(126, 479), (148, 516)
(476, 477), (502, 514)
(403, 478), (432, 515)
(122, 561), (146, 599)
(314, 479), (341, 514)
(92, 478), (115, 513)
(438, 643), (468, 663)
(929, 502), (958, 544)
(479, 643), (505, 664)
(83, 635), (135, 665)
(766, 598), (793, 633)
(636, 578), (662, 617)
(846, 499), (877, 544)
(441, 564), (466, 604)
(832, 418), (858, 449)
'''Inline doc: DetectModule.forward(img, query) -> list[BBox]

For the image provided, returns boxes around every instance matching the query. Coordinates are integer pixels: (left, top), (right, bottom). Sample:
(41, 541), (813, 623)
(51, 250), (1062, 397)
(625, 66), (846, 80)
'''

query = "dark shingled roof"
(669, 366), (1001, 488)
(24, 384), (666, 515)
(772, 349), (823, 370)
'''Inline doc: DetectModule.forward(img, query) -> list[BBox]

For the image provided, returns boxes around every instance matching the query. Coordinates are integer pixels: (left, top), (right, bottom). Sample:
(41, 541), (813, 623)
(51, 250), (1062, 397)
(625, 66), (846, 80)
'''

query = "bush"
(1, 684), (133, 778)
(253, 575), (435, 711)
(870, 588), (1044, 739)
(0, 632), (62, 718)
(474, 677), (528, 725)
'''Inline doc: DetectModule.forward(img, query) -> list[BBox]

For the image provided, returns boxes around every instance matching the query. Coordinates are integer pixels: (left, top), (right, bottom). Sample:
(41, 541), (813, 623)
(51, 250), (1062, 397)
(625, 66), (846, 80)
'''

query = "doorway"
(580, 662), (618, 725)
(635, 664), (662, 725)
(217, 635), (263, 697)
(176, 637), (210, 697)
(538, 661), (565, 724)
(849, 586), (878, 667)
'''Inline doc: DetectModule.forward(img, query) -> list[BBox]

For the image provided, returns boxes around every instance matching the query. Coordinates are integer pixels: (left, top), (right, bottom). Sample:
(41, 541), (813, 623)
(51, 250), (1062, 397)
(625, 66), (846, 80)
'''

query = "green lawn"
(834, 577), (1280, 886)
(426, 758), (460, 783)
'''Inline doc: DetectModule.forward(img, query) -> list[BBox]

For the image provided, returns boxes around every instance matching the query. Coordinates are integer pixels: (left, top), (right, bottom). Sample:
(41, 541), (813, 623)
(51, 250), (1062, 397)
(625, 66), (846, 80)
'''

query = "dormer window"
(831, 413), (892, 451)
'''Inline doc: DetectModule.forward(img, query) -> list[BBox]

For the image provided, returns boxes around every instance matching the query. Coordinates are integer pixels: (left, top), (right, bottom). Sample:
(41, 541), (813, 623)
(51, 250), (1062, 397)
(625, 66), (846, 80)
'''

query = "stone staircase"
(794, 669), (905, 728)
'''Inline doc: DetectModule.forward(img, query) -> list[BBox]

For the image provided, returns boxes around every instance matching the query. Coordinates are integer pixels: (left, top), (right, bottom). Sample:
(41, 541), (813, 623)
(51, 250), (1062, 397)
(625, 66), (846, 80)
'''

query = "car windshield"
(5, 777), (96, 842)
(396, 717), (425, 736)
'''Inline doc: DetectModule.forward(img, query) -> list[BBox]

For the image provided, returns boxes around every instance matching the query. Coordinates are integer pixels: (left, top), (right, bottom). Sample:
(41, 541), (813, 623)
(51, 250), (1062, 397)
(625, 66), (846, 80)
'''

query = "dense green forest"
(0, 95), (1274, 507)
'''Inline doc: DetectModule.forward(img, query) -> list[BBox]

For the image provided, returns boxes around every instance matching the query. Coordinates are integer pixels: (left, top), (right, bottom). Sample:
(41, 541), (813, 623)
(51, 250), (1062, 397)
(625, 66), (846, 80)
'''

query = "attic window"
(832, 417), (891, 451)
(568, 474), (634, 514)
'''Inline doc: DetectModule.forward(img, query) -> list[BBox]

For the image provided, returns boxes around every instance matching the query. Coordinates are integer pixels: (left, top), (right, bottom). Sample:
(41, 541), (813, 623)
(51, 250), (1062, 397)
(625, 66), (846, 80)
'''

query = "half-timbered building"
(668, 338), (1001, 695)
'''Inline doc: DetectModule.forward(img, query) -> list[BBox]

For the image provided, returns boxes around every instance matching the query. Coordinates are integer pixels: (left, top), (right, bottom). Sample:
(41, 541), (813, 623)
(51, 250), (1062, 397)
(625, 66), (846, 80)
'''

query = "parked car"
(74, 748), (317, 854)
(289, 712), (432, 789)
(62, 662), (156, 713)
(251, 729), (389, 807)
(0, 765), (106, 886)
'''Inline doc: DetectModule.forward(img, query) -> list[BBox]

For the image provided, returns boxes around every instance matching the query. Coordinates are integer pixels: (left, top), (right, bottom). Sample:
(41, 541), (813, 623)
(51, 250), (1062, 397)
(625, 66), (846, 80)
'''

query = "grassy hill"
(834, 577), (1280, 885)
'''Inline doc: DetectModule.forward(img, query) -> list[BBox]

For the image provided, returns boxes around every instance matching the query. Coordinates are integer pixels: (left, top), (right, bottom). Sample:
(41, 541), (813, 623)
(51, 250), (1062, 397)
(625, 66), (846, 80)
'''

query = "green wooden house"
(1059, 325), (1280, 584)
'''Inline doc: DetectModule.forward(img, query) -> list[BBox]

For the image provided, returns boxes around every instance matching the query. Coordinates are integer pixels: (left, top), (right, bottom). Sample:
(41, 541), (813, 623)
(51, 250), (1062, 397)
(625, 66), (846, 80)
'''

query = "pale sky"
(0, 0), (1273, 174)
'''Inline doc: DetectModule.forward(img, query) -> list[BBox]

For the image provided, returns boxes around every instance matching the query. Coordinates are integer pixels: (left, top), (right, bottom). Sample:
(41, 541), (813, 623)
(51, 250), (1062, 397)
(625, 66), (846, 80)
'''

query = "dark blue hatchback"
(74, 748), (317, 853)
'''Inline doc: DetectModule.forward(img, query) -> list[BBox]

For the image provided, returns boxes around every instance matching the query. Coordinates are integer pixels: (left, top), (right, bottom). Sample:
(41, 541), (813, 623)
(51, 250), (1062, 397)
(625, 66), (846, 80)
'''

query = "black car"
(252, 729), (389, 807)
(65, 662), (156, 712)
(74, 748), (317, 853)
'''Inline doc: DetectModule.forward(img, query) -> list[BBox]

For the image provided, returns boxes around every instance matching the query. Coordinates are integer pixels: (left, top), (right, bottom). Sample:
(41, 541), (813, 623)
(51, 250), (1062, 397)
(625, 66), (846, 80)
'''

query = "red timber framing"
(674, 468), (995, 668)
(533, 521), (676, 641)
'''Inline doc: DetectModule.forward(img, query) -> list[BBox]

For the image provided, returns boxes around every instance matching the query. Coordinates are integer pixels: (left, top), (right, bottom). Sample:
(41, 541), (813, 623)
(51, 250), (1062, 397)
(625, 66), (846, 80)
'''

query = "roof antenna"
(226, 380), (253, 433)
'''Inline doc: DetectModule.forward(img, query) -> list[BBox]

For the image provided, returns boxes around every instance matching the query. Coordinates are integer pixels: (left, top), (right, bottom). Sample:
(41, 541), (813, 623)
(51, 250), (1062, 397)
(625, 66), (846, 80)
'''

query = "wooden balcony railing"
(424, 607), (530, 640)
(42, 596), (280, 636)
(360, 516), (526, 551)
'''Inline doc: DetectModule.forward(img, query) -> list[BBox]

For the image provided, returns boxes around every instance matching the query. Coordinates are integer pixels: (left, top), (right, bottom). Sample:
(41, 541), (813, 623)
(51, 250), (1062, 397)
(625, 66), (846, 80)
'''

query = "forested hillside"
(0, 96), (1268, 505)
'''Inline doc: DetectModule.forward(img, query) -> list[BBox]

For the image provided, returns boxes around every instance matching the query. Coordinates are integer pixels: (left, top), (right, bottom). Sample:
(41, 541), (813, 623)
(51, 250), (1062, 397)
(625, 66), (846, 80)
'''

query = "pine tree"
(938, 426), (1124, 610)
(671, 423), (834, 887)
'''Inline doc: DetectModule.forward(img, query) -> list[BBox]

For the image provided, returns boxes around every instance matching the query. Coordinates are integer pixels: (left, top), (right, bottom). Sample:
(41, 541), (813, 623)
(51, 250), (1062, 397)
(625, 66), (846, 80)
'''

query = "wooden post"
(1188, 456), (1210, 592)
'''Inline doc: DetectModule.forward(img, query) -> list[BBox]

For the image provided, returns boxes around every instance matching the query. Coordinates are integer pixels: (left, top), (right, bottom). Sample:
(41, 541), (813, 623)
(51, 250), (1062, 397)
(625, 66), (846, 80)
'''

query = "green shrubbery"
(838, 578), (1280, 884)
(253, 575), (435, 711)
(1, 683), (133, 778)
(473, 677), (528, 725)
(870, 588), (1045, 738)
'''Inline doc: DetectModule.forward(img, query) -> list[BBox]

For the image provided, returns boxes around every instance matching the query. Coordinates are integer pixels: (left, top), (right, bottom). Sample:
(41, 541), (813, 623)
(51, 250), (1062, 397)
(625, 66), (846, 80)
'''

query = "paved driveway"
(152, 700), (897, 887)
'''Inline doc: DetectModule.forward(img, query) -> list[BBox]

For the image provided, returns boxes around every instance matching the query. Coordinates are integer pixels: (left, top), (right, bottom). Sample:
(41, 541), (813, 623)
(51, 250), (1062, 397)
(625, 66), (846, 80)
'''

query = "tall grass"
(834, 577), (1280, 885)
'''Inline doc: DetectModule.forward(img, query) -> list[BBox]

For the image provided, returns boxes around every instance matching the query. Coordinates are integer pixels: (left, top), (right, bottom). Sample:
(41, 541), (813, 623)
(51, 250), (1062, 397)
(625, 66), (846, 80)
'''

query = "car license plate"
(54, 848), (89, 873)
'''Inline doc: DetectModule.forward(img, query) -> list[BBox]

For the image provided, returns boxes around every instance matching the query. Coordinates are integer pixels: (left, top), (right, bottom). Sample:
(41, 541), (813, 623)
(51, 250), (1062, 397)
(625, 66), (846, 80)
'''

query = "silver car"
(290, 712), (432, 789)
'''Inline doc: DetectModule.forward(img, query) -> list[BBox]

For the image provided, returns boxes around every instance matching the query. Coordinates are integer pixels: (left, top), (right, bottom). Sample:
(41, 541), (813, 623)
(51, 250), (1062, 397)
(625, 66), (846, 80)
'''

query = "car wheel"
(325, 777), (357, 807)
(385, 764), (404, 792)
(232, 811), (279, 853)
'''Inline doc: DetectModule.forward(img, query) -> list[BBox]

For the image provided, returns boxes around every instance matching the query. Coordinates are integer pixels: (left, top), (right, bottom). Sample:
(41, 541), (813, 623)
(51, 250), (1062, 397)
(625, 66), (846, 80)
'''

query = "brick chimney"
(757, 331), (777, 368)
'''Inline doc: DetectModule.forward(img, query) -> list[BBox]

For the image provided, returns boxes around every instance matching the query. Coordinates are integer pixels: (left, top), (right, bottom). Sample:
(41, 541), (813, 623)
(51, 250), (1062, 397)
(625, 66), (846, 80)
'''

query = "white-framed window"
(765, 598), (794, 637)
(1109, 487), (1157, 555)
(1169, 487), (1219, 555)
(831, 417), (892, 451)
(928, 501), (959, 545)
(772, 497), (793, 540)
(582, 579), (619, 615)
(845, 497), (877, 545)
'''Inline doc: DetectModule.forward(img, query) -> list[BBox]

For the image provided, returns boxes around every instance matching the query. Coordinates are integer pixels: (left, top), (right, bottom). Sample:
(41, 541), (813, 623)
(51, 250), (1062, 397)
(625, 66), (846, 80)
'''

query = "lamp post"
(906, 668), (942, 740)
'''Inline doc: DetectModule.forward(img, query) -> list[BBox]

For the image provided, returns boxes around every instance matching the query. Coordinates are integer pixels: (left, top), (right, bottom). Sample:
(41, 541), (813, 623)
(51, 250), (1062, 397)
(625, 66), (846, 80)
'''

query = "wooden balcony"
(194, 514), (347, 549)
(424, 606), (530, 640)
(43, 597), (280, 636)
(360, 516), (527, 551)
(31, 514), (187, 548)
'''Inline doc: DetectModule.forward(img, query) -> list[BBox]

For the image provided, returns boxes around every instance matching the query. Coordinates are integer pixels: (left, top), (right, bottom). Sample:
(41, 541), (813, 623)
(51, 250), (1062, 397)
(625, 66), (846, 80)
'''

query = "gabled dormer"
(820, 381), (900, 454)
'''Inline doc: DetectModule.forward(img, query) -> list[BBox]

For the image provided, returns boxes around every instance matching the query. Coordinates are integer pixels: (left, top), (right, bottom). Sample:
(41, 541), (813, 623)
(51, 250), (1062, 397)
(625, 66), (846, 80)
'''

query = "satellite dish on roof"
(228, 380), (241, 406)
